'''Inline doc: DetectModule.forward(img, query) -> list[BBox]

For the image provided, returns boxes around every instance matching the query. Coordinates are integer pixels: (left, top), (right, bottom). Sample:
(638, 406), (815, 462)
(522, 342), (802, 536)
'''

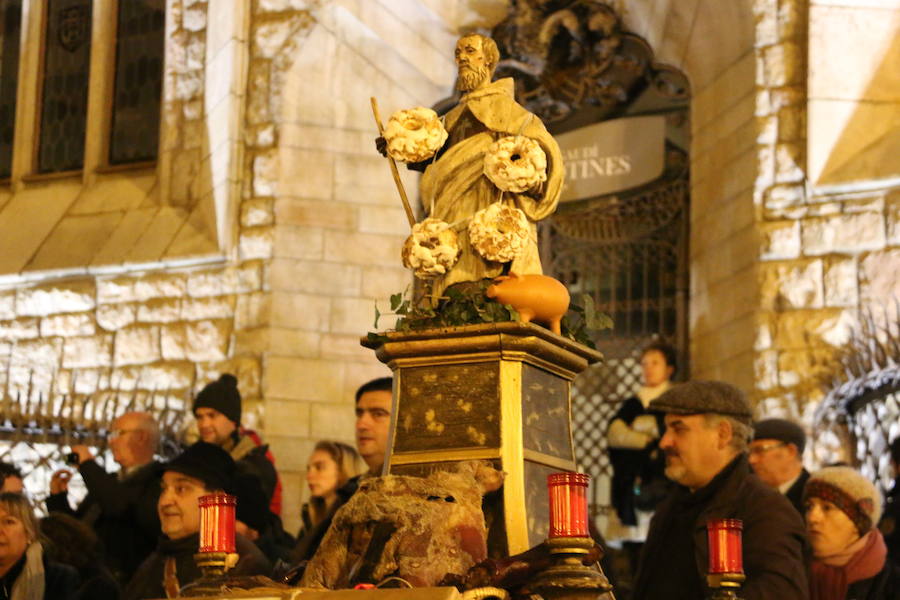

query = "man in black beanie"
(123, 442), (271, 599)
(193, 374), (280, 514)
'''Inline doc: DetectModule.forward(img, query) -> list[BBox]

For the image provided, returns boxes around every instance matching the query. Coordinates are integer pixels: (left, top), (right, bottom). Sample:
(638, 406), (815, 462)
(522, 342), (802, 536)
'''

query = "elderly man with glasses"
(749, 418), (810, 515)
(47, 411), (163, 588)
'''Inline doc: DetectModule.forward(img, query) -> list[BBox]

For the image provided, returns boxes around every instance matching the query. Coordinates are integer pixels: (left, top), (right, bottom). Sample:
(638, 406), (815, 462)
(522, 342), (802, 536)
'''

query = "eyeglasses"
(749, 442), (786, 455)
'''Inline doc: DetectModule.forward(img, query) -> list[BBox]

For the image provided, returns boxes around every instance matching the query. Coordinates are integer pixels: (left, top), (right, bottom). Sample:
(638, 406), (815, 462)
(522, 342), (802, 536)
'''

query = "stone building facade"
(0, 0), (897, 533)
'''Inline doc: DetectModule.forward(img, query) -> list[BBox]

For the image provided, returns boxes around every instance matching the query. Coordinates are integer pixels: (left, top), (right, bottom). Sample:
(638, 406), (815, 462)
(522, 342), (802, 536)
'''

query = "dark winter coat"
(122, 532), (271, 600)
(844, 558), (900, 600)
(608, 395), (670, 525)
(46, 460), (162, 587)
(785, 468), (811, 516)
(291, 476), (359, 563)
(0, 544), (80, 600)
(879, 477), (899, 568)
(633, 453), (810, 600)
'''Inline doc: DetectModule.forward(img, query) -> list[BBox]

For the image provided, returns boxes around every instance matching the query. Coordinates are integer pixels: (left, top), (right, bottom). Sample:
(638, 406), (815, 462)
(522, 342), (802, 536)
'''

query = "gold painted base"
(706, 573), (745, 600)
(529, 538), (615, 600)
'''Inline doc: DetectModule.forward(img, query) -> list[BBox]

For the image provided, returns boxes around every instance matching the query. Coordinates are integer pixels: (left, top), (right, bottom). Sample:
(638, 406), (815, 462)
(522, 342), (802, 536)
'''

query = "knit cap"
(803, 466), (883, 535)
(165, 441), (236, 492)
(193, 374), (242, 425)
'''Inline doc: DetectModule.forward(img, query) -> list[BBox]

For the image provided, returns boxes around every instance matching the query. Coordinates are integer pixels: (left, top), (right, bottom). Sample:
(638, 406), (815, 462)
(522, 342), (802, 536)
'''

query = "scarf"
(636, 381), (672, 408)
(10, 542), (44, 600)
(811, 529), (887, 600)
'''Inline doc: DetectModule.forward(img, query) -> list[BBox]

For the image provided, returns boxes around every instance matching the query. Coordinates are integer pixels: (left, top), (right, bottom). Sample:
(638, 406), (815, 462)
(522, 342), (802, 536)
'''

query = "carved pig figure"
(486, 272), (570, 334)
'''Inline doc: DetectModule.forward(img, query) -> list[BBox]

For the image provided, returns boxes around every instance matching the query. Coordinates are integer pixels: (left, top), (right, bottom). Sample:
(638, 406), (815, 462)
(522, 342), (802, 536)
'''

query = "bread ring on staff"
(402, 218), (461, 279)
(384, 107), (448, 163)
(468, 202), (531, 263)
(483, 135), (547, 193)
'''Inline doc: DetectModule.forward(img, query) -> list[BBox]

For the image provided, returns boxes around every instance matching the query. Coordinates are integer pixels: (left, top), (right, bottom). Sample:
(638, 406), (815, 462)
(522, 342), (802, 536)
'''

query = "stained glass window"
(108, 0), (164, 165)
(38, 0), (92, 173)
(0, 0), (22, 179)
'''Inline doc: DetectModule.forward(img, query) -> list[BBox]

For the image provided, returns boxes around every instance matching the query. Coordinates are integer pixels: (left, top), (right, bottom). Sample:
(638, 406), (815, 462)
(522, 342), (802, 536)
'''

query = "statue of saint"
(383, 34), (564, 303)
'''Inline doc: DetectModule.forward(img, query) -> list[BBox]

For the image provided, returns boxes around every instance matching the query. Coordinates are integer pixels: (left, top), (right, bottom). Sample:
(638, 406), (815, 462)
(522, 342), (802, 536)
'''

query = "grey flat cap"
(648, 380), (752, 422)
(753, 418), (805, 453)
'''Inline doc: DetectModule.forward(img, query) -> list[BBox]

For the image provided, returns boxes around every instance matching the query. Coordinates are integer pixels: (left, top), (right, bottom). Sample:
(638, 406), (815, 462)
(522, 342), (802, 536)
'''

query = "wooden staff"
(370, 97), (416, 228)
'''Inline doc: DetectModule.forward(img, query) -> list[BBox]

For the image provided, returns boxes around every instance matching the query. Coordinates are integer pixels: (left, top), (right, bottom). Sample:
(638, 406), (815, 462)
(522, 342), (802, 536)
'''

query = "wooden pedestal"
(362, 322), (603, 555)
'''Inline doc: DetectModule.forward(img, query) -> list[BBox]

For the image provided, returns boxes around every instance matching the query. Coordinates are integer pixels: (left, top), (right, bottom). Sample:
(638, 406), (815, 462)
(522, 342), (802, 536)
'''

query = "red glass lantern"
(547, 472), (590, 538)
(707, 519), (743, 575)
(198, 492), (237, 554)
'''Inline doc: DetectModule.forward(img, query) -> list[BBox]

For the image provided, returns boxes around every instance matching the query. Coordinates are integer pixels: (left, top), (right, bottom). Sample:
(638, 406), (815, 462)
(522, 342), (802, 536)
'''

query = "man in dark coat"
(633, 381), (810, 600)
(123, 442), (271, 600)
(749, 418), (810, 515)
(46, 411), (162, 587)
(193, 374), (280, 513)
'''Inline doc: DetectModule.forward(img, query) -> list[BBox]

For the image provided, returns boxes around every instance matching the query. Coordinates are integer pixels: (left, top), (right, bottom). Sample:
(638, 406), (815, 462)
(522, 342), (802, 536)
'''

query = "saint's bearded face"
(455, 36), (491, 91)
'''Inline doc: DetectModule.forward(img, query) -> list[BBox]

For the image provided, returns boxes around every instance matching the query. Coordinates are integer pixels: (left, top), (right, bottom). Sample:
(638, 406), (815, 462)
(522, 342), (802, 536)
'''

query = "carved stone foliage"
(490, 0), (689, 123)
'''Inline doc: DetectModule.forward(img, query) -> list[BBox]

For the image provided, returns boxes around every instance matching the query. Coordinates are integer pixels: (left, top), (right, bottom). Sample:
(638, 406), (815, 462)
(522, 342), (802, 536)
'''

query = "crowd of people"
(0, 358), (896, 599)
(0, 374), (394, 599)
(609, 342), (900, 600)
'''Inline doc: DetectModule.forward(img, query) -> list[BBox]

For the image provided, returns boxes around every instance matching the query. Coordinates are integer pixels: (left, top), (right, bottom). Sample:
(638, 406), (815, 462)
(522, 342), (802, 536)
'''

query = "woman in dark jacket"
(805, 467), (900, 600)
(291, 441), (365, 562)
(0, 492), (79, 600)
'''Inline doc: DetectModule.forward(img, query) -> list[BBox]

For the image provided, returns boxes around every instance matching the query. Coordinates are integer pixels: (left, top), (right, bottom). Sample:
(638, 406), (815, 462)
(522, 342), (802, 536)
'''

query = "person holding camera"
(46, 412), (163, 588)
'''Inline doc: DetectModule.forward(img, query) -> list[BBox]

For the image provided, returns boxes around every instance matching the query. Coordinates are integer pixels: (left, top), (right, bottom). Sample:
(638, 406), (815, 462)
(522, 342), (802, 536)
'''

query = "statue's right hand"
(50, 469), (71, 495)
(375, 136), (387, 157)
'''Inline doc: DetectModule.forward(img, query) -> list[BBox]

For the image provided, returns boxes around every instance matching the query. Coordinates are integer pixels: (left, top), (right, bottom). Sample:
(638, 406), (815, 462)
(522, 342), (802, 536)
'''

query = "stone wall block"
(859, 248), (900, 302)
(887, 190), (900, 245)
(187, 264), (262, 298)
(40, 313), (96, 337)
(175, 70), (203, 100)
(257, 0), (319, 12)
(234, 292), (271, 329)
(774, 143), (805, 183)
(268, 259), (360, 297)
(239, 226), (275, 260)
(133, 273), (189, 302)
(777, 106), (804, 142)
(0, 318), (39, 340)
(778, 348), (836, 388)
(320, 333), (372, 361)
(264, 399), (311, 438)
(121, 362), (194, 391)
(17, 280), (95, 317)
(759, 259), (824, 310)
(843, 196), (883, 214)
(247, 61), (272, 126)
(757, 115), (777, 146)
(254, 19), (294, 59)
(97, 278), (137, 304)
(265, 357), (344, 402)
(184, 320), (231, 362)
(273, 226), (324, 260)
(137, 298), (183, 323)
(801, 212), (885, 255)
(759, 220), (801, 260)
(0, 292), (15, 320)
(114, 326), (161, 366)
(754, 312), (775, 351)
(754, 350), (779, 391)
(823, 257), (858, 307)
(195, 355), (262, 399)
(240, 198), (274, 227)
(763, 43), (802, 87)
(270, 291), (331, 330)
(777, 0), (805, 40)
(96, 303), (137, 331)
(774, 308), (854, 350)
(63, 334), (113, 369)
(183, 5), (207, 32)
(763, 184), (805, 211)
(181, 296), (235, 321)
(253, 150), (279, 197)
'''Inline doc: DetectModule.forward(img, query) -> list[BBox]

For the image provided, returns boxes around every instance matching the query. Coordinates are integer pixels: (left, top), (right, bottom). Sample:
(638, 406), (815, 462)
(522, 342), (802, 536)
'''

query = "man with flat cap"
(632, 381), (809, 600)
(123, 442), (271, 600)
(749, 418), (810, 514)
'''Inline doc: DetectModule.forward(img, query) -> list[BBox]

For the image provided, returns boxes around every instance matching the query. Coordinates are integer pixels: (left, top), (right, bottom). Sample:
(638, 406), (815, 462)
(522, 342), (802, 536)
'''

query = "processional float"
(160, 33), (745, 600)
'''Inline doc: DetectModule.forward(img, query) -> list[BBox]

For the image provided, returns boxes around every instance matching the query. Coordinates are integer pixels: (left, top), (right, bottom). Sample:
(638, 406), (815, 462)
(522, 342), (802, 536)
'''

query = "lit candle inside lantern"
(547, 472), (590, 538)
(199, 492), (237, 554)
(707, 518), (743, 575)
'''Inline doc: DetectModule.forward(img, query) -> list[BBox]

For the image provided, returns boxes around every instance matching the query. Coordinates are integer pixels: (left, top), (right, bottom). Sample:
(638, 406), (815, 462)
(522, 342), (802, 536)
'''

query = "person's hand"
(375, 136), (387, 157)
(50, 470), (71, 495)
(235, 520), (260, 541)
(70, 445), (94, 465)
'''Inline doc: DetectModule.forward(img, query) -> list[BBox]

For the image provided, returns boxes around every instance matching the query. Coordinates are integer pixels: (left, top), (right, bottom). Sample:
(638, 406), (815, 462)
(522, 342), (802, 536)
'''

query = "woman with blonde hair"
(291, 441), (366, 562)
(0, 492), (79, 600)
(805, 466), (899, 599)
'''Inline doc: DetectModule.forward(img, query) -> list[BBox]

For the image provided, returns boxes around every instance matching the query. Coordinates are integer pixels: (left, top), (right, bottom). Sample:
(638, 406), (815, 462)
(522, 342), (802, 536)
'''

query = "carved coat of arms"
(58, 5), (90, 52)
